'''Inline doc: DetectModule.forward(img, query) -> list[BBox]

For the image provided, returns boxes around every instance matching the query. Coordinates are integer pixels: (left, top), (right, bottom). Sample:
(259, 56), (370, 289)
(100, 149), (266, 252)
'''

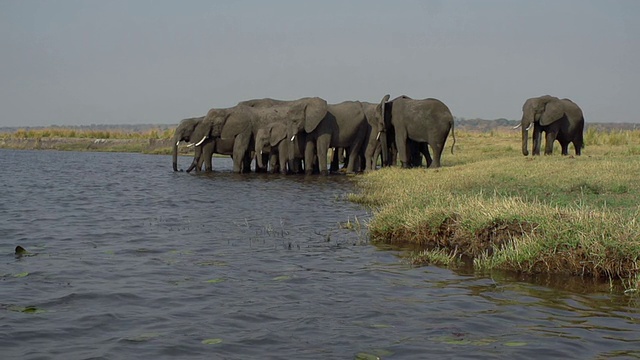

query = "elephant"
(172, 116), (204, 172)
(253, 122), (296, 174)
(290, 100), (373, 175)
(239, 97), (328, 174)
(186, 105), (255, 173)
(379, 95), (456, 168)
(361, 96), (391, 171)
(517, 95), (585, 156)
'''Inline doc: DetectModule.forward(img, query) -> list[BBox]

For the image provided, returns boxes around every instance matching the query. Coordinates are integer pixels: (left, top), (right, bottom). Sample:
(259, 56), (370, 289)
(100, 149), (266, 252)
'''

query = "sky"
(1, 0), (639, 127)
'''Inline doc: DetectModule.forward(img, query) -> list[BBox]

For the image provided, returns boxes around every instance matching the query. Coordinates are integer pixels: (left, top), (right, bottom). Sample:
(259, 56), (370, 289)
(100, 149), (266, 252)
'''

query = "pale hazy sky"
(1, 0), (638, 127)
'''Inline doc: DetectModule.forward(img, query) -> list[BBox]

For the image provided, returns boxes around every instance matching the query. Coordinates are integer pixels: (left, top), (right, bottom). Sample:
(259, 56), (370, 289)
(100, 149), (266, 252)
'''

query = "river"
(1, 149), (639, 359)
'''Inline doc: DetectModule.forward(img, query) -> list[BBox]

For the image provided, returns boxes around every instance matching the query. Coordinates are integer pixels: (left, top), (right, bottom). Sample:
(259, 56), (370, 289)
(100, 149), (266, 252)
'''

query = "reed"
(3, 127), (174, 140)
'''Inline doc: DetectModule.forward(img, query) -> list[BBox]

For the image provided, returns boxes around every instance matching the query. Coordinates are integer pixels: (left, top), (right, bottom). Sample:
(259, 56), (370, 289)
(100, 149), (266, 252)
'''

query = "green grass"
(349, 129), (640, 280)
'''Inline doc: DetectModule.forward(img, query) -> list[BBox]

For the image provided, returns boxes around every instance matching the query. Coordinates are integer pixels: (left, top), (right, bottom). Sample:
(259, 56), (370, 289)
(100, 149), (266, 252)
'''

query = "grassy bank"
(0, 127), (177, 154)
(5, 127), (174, 140)
(349, 129), (640, 280)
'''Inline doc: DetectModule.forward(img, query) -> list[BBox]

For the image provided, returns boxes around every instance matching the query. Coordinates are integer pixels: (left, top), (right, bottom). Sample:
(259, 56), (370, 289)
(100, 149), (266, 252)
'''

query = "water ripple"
(1, 150), (640, 359)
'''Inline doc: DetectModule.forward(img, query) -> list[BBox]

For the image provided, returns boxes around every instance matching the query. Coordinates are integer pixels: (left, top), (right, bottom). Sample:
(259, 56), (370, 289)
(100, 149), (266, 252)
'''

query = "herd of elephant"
(172, 94), (585, 175)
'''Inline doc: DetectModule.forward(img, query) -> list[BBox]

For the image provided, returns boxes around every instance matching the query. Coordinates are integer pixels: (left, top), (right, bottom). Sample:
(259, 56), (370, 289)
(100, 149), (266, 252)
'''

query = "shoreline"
(0, 137), (177, 154)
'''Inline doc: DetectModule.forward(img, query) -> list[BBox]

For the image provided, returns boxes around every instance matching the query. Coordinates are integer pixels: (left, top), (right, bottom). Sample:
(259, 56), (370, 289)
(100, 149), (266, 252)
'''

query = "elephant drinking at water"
(240, 97), (328, 174)
(186, 105), (256, 173)
(172, 116), (204, 172)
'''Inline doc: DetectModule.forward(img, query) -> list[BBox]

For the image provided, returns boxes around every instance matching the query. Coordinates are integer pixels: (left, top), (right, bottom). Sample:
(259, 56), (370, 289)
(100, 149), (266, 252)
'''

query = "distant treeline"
(1, 119), (638, 138)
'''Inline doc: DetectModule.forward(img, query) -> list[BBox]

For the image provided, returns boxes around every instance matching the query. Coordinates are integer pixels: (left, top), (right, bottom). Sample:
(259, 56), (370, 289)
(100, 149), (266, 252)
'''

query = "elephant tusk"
(513, 124), (522, 130)
(290, 135), (296, 142)
(186, 143), (195, 148)
(194, 135), (208, 147)
(176, 141), (181, 146)
(376, 131), (381, 141)
(526, 123), (533, 131)
(260, 150), (263, 155)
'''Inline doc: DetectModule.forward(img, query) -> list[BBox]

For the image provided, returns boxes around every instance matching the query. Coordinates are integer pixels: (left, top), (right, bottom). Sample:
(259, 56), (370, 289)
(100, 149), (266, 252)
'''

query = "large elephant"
(380, 95), (455, 168)
(518, 95), (585, 156)
(186, 105), (255, 173)
(172, 116), (204, 172)
(292, 100), (373, 175)
(240, 97), (328, 174)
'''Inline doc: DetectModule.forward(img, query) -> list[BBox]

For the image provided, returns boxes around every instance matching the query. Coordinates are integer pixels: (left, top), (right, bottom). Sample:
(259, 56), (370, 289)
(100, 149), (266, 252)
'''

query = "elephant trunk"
(172, 139), (180, 171)
(521, 125), (529, 156)
(186, 152), (199, 173)
(256, 148), (265, 169)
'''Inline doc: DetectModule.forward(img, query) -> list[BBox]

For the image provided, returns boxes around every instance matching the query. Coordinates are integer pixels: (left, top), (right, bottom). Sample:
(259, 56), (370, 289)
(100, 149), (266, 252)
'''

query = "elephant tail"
(449, 119), (456, 155)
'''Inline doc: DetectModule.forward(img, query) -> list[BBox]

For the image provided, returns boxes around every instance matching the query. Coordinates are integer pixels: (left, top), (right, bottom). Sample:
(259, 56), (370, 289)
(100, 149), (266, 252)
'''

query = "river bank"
(349, 129), (640, 282)
(0, 137), (177, 154)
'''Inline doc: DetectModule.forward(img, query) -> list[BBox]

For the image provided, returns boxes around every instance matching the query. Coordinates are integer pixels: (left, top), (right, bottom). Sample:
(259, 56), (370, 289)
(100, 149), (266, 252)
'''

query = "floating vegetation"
(201, 338), (223, 345)
(13, 272), (29, 278)
(8, 305), (46, 314)
(503, 341), (528, 347)
(204, 278), (226, 284)
(355, 349), (393, 359)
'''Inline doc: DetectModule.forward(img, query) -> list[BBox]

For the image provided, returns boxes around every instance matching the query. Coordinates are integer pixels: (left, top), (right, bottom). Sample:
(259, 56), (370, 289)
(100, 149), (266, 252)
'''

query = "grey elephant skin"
(187, 105), (255, 173)
(240, 97), (328, 175)
(519, 95), (585, 156)
(381, 95), (455, 168)
(254, 121), (308, 174)
(172, 116), (204, 172)
(298, 100), (380, 175)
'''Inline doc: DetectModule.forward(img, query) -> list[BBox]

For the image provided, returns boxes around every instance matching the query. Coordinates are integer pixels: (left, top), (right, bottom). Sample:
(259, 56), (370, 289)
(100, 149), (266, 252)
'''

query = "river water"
(1, 149), (639, 359)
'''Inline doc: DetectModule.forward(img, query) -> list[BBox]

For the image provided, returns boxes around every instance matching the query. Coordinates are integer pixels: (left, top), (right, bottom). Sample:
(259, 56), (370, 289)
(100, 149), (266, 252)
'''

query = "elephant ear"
(376, 94), (391, 127)
(303, 98), (328, 133)
(540, 100), (565, 126)
(269, 123), (287, 146)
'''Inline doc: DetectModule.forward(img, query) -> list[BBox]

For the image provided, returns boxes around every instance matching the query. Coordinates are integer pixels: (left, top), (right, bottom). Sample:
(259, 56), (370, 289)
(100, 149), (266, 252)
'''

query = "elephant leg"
(423, 144), (433, 168)
(408, 141), (422, 168)
(329, 148), (339, 173)
(316, 140), (330, 176)
(560, 142), (569, 156)
(346, 134), (365, 173)
(390, 142), (398, 167)
(545, 132), (557, 155)
(186, 146), (204, 173)
(430, 143), (443, 168)
(202, 141), (214, 172)
(278, 148), (289, 175)
(532, 127), (542, 156)
(268, 152), (278, 173)
(395, 130), (410, 168)
(304, 140), (316, 176)
(573, 139), (582, 156)
(364, 144), (375, 171)
(231, 134), (251, 173)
